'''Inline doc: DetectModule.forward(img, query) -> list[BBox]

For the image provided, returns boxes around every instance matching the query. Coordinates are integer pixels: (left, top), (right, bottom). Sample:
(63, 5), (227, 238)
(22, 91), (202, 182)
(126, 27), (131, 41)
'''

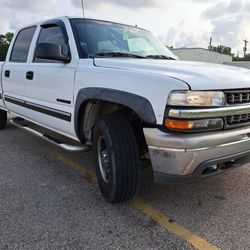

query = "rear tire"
(93, 115), (141, 203)
(0, 110), (7, 129)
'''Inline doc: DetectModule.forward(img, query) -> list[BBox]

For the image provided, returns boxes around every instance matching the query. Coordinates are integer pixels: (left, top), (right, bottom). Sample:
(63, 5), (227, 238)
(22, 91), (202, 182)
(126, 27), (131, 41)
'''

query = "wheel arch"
(74, 88), (156, 143)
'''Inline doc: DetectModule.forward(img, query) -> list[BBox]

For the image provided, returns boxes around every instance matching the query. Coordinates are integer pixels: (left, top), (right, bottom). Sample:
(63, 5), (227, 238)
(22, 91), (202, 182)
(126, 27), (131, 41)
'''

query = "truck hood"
(94, 58), (250, 90)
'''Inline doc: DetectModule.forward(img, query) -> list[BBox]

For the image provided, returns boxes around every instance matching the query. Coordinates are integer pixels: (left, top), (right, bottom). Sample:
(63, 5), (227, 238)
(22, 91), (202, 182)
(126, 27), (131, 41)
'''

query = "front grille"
(225, 90), (250, 127)
(226, 91), (250, 105)
(227, 113), (250, 125)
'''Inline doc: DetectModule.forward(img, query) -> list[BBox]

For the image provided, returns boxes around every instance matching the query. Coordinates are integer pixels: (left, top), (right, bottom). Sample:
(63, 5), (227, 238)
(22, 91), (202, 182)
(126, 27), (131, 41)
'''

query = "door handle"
(4, 70), (10, 78)
(26, 71), (34, 80)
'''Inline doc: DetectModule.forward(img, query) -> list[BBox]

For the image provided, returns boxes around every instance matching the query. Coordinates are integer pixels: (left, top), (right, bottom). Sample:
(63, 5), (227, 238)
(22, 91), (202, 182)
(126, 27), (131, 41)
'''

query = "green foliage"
(0, 32), (14, 61)
(245, 54), (250, 61)
(213, 45), (232, 55)
(233, 54), (250, 61)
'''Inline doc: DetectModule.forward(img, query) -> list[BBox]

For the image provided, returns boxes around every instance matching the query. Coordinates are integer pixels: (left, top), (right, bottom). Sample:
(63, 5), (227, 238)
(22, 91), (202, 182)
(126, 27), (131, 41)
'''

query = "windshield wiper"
(145, 55), (175, 60)
(95, 52), (145, 59)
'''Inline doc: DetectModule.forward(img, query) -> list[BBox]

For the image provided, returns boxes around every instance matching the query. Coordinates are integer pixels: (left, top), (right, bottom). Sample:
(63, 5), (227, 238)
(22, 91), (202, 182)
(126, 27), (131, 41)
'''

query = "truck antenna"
(81, 0), (85, 18)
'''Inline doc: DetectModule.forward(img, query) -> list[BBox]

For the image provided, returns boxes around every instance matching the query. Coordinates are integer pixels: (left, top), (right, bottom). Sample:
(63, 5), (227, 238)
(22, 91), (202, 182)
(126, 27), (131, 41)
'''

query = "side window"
(10, 27), (36, 63)
(34, 26), (69, 62)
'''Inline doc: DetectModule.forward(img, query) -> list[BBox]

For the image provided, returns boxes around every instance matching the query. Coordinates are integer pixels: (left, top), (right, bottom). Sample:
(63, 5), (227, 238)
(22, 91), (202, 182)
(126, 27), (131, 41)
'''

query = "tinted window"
(34, 26), (69, 62)
(10, 27), (36, 63)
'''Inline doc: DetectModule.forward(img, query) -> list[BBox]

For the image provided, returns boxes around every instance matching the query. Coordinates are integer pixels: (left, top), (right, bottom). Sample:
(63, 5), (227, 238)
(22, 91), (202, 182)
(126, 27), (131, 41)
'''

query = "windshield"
(70, 18), (177, 60)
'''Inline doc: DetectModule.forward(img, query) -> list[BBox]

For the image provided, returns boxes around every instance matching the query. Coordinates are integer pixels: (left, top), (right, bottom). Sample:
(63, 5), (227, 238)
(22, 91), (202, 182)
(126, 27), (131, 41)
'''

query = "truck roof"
(69, 17), (147, 30)
(17, 16), (147, 32)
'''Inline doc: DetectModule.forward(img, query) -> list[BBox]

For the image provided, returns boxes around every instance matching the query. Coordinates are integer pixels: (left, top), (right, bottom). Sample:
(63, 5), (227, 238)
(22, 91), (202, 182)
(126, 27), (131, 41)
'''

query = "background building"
(171, 48), (233, 65)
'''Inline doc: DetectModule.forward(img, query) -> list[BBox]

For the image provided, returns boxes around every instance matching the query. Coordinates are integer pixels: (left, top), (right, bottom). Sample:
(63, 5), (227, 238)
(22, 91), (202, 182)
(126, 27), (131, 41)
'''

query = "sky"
(0, 0), (249, 56)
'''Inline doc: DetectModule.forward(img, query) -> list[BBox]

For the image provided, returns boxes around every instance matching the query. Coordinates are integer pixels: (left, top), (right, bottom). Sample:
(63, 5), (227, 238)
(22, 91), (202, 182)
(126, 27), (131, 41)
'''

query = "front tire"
(0, 110), (7, 129)
(93, 115), (141, 203)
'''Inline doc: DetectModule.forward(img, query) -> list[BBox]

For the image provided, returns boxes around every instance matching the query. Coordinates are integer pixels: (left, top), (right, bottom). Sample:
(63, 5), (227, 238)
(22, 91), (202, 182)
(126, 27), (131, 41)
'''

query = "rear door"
(2, 26), (37, 114)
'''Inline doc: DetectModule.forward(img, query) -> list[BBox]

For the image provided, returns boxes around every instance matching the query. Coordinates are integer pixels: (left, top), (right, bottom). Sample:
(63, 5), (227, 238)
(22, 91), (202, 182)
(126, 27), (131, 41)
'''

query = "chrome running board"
(10, 117), (89, 152)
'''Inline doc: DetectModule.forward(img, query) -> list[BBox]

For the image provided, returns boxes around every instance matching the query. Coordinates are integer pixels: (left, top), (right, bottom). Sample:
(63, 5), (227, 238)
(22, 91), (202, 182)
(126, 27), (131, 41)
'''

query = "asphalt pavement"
(0, 120), (249, 250)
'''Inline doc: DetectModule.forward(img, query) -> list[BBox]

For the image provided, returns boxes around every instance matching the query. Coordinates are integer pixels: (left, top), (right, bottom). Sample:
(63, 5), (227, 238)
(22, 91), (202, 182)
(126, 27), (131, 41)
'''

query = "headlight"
(168, 91), (225, 107)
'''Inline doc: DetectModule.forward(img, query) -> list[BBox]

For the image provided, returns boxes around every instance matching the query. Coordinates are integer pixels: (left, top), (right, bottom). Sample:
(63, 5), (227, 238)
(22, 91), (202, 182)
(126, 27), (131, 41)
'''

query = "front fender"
(74, 87), (156, 139)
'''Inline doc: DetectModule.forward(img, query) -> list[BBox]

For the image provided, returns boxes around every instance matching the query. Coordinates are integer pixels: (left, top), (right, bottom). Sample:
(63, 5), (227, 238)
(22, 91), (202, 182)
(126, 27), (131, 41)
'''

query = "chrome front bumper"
(144, 127), (250, 183)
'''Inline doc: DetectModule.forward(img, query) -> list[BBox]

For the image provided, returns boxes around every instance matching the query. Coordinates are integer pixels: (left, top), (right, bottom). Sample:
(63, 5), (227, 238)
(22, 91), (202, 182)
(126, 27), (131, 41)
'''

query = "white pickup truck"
(1, 17), (250, 203)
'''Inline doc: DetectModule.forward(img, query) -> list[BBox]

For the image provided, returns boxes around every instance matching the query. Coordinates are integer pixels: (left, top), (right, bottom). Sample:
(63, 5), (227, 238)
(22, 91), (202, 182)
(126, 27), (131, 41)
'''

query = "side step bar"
(10, 118), (89, 152)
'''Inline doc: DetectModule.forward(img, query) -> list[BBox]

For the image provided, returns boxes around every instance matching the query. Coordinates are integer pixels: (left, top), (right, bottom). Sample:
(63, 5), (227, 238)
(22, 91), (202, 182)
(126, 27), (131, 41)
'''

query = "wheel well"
(77, 100), (148, 153)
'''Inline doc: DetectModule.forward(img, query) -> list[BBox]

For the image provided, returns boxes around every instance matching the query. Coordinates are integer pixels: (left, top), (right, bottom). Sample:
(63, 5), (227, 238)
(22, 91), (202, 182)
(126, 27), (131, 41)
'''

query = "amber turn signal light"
(165, 119), (193, 130)
(165, 118), (224, 132)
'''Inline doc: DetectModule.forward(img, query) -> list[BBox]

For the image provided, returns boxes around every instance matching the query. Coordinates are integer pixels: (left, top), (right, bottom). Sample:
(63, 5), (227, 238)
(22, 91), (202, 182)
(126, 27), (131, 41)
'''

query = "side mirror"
(35, 43), (71, 63)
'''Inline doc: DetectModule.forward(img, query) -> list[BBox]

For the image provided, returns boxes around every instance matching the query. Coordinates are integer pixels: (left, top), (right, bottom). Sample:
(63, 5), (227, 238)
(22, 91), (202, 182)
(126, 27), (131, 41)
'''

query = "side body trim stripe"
(4, 95), (71, 122)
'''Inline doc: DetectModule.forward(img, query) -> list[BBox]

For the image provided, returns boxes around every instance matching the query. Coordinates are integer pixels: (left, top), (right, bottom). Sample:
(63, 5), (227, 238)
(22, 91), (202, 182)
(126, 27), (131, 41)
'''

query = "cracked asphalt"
(0, 120), (249, 250)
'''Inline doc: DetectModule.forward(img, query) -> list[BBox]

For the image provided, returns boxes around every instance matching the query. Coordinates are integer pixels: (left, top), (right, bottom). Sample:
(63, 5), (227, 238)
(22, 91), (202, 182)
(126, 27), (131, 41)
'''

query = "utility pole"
(243, 39), (248, 58)
(208, 37), (212, 50)
(81, 0), (85, 18)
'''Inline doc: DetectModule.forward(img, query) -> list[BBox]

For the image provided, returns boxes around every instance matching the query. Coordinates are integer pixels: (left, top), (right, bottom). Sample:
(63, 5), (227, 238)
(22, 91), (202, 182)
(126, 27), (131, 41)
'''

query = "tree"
(0, 32), (14, 61)
(233, 53), (250, 61)
(244, 54), (250, 61)
(213, 45), (232, 55)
